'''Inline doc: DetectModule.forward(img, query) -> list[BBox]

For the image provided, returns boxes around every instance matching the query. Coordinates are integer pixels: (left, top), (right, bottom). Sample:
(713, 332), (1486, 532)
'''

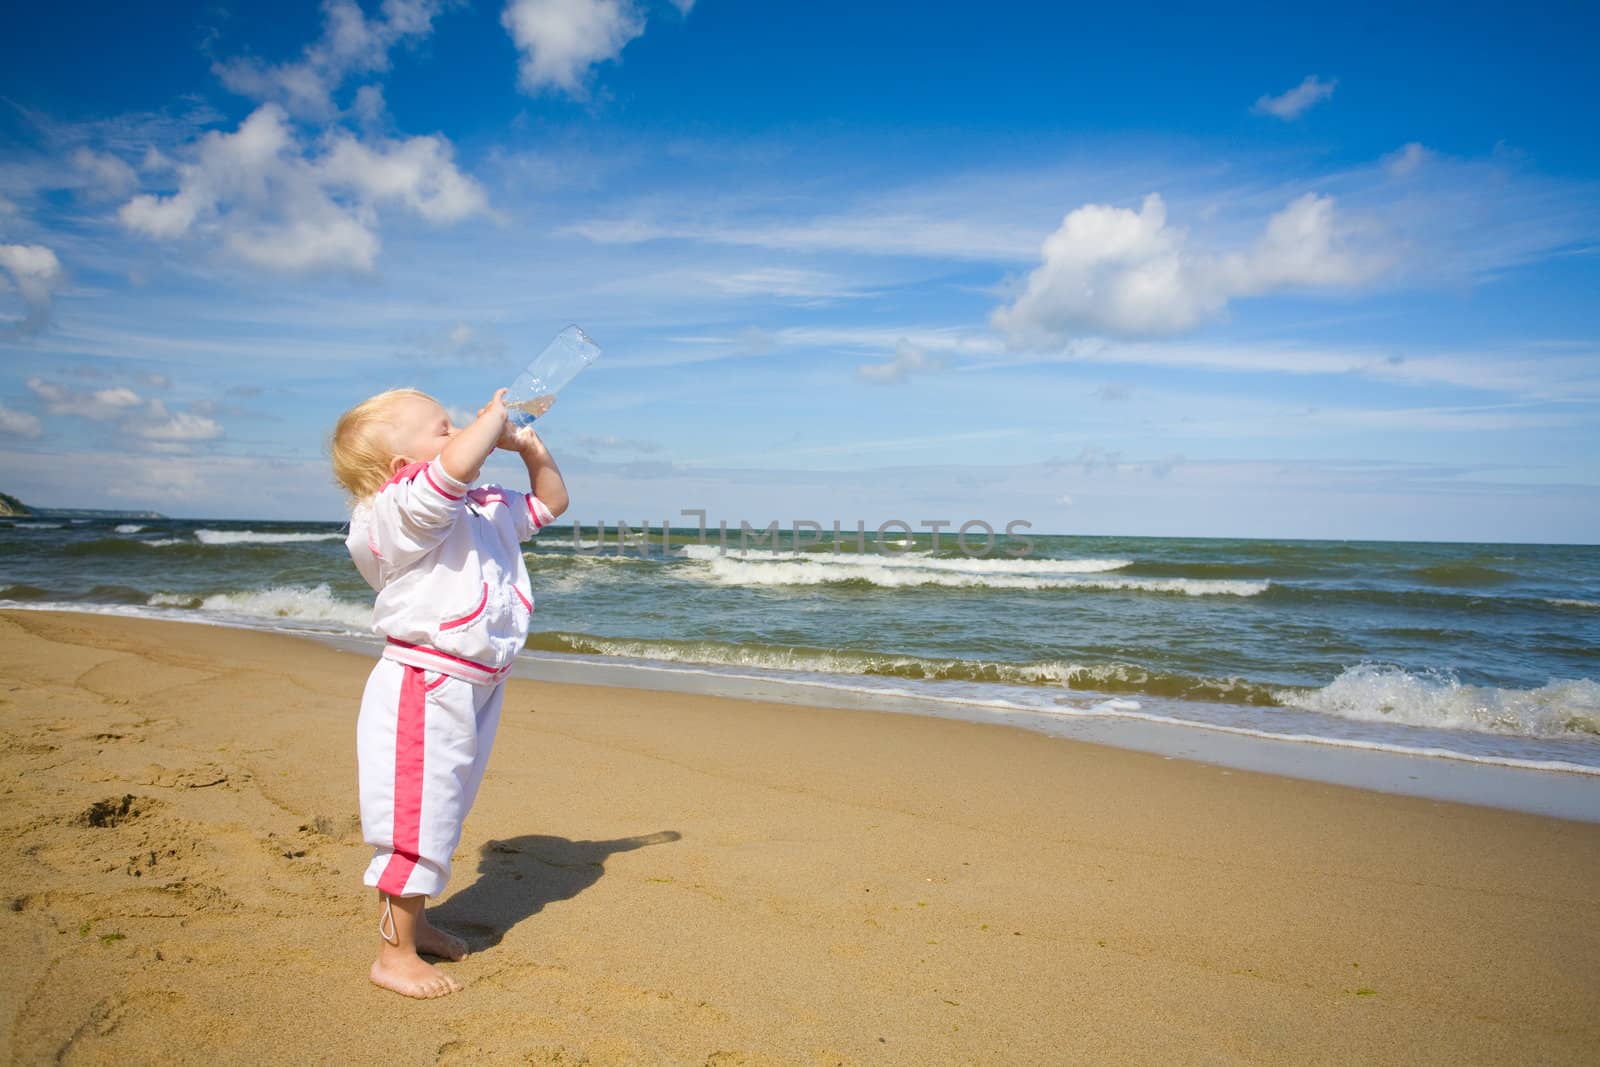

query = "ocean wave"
(681, 556), (1265, 595)
(194, 529), (345, 545)
(115, 524), (146, 534)
(676, 543), (1132, 575)
(142, 538), (188, 548)
(1274, 664), (1600, 739)
(533, 651), (1600, 776)
(1548, 597), (1600, 610)
(524, 632), (1283, 703)
(1409, 563), (1518, 587)
(11, 522), (64, 529)
(147, 584), (371, 630)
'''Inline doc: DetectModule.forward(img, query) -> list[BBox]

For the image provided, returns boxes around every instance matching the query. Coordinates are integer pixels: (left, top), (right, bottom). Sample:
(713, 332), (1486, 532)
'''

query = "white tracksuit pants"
(356, 658), (504, 898)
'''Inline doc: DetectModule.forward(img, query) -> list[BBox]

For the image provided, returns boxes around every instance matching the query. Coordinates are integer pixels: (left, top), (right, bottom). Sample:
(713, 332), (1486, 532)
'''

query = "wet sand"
(2, 609), (1597, 1064)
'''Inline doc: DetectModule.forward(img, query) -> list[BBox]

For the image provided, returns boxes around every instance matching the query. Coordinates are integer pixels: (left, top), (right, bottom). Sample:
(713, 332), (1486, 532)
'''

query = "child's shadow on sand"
(431, 830), (680, 952)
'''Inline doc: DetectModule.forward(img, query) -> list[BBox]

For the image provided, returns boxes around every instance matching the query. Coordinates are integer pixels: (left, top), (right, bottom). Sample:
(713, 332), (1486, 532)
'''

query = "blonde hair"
(330, 388), (436, 501)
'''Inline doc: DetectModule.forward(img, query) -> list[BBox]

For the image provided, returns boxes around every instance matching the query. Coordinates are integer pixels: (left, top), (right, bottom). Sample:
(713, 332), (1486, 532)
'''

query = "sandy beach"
(2, 609), (1597, 1064)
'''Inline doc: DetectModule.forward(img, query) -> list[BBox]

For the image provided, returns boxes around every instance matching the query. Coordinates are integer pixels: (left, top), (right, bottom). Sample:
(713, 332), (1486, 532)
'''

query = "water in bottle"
(506, 325), (601, 428)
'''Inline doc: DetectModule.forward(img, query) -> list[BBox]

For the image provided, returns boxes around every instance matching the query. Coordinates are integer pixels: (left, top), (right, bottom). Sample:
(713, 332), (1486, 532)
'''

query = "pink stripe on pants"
(356, 658), (505, 898)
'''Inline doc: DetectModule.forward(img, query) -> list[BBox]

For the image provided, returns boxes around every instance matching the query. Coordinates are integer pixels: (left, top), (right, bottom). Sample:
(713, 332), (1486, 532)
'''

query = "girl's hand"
(476, 388), (510, 425)
(499, 421), (549, 453)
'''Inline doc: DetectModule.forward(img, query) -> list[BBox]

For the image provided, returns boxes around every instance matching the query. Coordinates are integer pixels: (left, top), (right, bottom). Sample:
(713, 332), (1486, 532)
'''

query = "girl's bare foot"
(368, 891), (463, 997)
(415, 914), (469, 961)
(370, 949), (462, 999)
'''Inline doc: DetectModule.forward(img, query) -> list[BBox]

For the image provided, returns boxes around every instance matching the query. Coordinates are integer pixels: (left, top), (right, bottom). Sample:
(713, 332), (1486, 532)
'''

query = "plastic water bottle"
(506, 324), (601, 428)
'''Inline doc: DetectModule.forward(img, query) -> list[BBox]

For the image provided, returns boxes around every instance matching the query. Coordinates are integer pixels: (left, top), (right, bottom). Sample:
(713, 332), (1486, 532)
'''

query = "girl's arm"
(504, 425), (569, 518)
(519, 434), (568, 518)
(440, 389), (511, 485)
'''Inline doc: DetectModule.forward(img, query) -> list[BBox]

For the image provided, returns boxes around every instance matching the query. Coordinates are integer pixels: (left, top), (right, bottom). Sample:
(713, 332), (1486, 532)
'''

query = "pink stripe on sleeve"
(526, 494), (555, 529)
(423, 464), (464, 501)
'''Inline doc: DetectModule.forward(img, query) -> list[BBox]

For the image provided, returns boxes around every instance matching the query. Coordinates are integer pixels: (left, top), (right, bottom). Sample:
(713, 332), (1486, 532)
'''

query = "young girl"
(330, 386), (568, 999)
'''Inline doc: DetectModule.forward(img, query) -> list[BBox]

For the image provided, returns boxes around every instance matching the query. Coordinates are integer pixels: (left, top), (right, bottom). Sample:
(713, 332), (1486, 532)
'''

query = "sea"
(4, 516), (1598, 795)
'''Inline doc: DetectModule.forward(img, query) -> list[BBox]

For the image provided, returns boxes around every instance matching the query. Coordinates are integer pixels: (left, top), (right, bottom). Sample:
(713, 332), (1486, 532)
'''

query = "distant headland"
(0, 491), (166, 521)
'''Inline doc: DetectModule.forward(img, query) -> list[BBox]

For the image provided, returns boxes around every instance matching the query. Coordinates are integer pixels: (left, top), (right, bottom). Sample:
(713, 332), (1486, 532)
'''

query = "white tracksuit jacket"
(345, 456), (556, 897)
(348, 455), (556, 684)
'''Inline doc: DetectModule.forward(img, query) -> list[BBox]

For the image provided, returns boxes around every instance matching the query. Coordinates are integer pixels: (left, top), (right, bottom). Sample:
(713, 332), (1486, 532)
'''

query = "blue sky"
(1, 0), (1597, 541)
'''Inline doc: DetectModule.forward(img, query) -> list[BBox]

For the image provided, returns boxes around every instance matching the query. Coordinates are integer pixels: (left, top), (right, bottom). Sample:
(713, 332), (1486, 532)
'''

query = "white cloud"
(92, 387), (143, 411)
(27, 377), (142, 421)
(351, 84), (387, 127)
(215, 0), (446, 120)
(856, 339), (947, 384)
(70, 148), (139, 198)
(319, 132), (488, 222)
(134, 400), (223, 442)
(0, 244), (65, 337)
(0, 404), (42, 438)
(1385, 142), (1433, 177)
(118, 104), (486, 272)
(22, 379), (223, 445)
(669, 0), (695, 12)
(502, 0), (647, 97)
(1253, 75), (1337, 120)
(991, 192), (1385, 345)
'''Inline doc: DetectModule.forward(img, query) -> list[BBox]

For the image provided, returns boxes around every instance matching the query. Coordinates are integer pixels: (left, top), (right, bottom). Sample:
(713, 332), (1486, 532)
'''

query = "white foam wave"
(1548, 597), (1600, 610)
(545, 633), (1094, 683)
(148, 584), (371, 630)
(685, 556), (1264, 596)
(115, 524), (146, 534)
(519, 652), (1600, 777)
(141, 538), (188, 547)
(676, 543), (1132, 575)
(1275, 665), (1600, 739)
(12, 522), (64, 529)
(195, 529), (344, 545)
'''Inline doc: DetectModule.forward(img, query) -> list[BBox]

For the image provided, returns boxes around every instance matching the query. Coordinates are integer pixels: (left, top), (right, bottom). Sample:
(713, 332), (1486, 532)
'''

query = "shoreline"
(500, 654), (1600, 823)
(3, 609), (1599, 1062)
(3, 601), (1597, 821)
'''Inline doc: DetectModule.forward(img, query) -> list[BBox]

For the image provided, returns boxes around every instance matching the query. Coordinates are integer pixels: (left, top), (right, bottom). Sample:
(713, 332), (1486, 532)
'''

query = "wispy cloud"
(1384, 142), (1432, 177)
(214, 0), (448, 120)
(856, 339), (946, 384)
(651, 319), (1600, 404)
(563, 139), (1597, 297)
(576, 432), (661, 452)
(701, 267), (871, 303)
(1253, 75), (1337, 119)
(0, 403), (42, 437)
(23, 375), (222, 446)
(565, 211), (1043, 261)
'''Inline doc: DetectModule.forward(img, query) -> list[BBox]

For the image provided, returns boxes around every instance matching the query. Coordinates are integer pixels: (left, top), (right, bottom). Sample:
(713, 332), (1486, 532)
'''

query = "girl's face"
(388, 395), (458, 471)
